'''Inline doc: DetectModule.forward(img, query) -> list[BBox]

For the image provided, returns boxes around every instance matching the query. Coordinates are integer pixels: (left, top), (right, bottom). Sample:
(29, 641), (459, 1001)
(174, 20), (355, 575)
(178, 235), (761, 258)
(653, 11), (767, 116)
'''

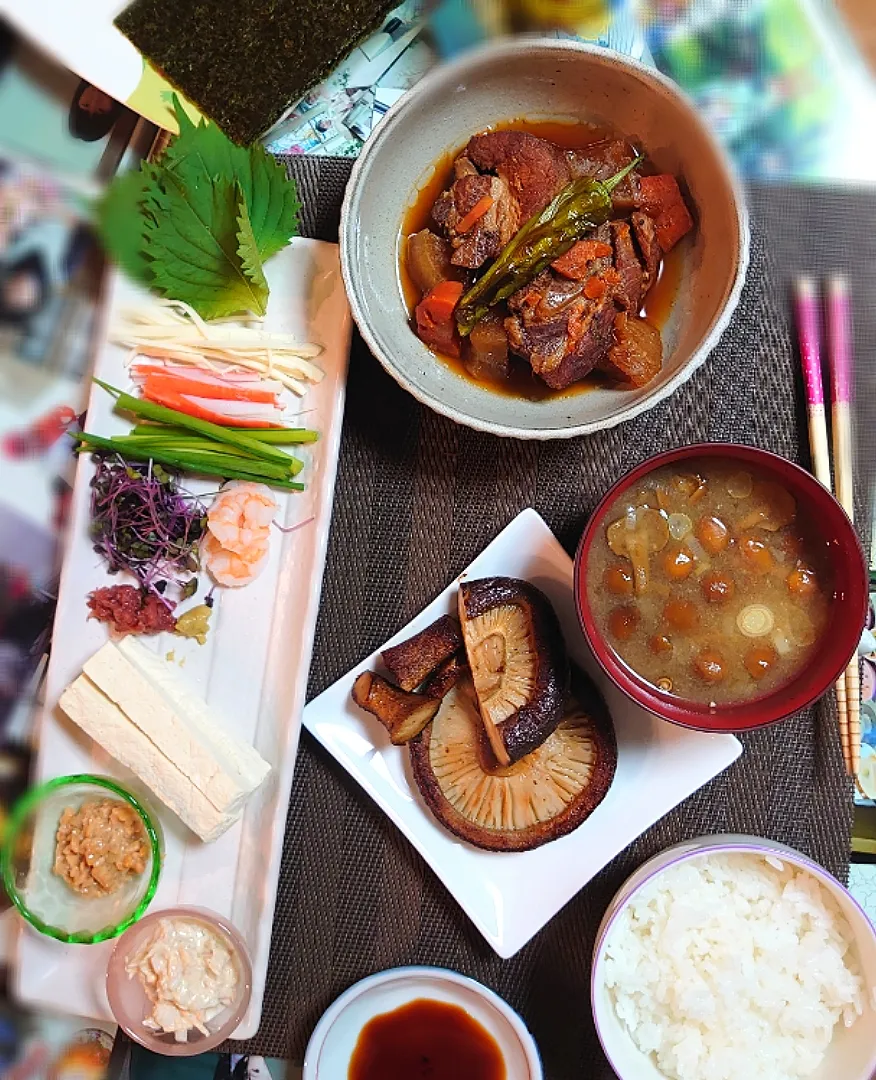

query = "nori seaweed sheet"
(116, 0), (399, 145)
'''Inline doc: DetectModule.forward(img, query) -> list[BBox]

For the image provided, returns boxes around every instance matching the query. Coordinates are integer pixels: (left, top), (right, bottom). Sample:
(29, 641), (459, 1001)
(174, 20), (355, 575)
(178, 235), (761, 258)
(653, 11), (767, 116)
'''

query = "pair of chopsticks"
(794, 276), (859, 778)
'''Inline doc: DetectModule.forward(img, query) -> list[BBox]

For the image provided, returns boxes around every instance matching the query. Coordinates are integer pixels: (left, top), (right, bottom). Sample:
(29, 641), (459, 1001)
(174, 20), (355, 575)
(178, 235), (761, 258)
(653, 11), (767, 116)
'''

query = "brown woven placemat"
(231, 161), (872, 1078)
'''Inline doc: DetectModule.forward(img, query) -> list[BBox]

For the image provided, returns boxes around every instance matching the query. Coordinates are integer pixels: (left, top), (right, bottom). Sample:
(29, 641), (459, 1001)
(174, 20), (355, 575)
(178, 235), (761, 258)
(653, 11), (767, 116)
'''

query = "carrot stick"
(142, 383), (281, 428)
(457, 196), (494, 234)
(143, 371), (278, 406)
(136, 366), (280, 403)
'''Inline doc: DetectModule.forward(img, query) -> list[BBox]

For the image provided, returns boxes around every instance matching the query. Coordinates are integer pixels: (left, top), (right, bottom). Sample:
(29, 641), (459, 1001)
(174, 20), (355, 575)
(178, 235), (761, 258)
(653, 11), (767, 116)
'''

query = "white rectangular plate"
(303, 508), (742, 959)
(15, 238), (352, 1038)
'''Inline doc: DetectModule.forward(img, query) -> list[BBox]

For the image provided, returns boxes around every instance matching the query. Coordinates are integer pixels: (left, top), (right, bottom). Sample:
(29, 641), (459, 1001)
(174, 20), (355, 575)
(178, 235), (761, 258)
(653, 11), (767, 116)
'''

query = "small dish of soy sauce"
(302, 966), (542, 1080)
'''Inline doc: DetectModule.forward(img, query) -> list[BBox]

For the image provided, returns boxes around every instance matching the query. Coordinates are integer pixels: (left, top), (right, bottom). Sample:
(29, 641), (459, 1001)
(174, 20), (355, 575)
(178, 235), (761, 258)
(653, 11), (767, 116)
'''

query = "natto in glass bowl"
(1, 774), (162, 944)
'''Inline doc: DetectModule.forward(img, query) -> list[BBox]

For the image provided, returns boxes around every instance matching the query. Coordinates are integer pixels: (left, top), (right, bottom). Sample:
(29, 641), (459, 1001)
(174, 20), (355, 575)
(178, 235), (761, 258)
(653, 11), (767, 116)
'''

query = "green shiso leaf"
(143, 165), (269, 319)
(244, 143), (301, 261)
(162, 99), (301, 261)
(95, 167), (153, 287)
(94, 96), (299, 319)
(235, 183), (269, 302)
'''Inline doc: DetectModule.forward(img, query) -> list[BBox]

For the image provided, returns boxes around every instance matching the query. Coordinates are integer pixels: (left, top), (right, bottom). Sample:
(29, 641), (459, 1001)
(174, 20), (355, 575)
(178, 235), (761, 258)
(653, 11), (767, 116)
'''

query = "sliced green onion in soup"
(668, 513), (692, 540)
(737, 604), (775, 638)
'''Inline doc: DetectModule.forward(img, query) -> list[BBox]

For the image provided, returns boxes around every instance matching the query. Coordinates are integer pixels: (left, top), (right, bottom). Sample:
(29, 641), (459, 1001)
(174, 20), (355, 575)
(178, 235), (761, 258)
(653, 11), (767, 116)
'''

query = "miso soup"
(587, 460), (832, 705)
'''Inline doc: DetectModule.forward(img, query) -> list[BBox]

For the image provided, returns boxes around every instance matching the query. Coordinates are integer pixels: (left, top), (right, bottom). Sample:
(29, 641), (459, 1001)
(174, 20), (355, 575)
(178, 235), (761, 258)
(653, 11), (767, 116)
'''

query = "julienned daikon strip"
(111, 298), (324, 396)
(118, 325), (322, 355)
(118, 298), (323, 355)
(74, 433), (305, 490)
(128, 346), (308, 396)
(95, 380), (297, 471)
(130, 423), (319, 445)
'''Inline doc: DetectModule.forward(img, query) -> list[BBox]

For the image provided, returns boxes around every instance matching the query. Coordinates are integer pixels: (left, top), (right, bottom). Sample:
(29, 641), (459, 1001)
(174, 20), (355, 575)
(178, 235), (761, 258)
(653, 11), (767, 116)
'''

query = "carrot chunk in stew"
(456, 195), (494, 234)
(415, 281), (464, 357)
(638, 175), (693, 252)
(551, 239), (613, 280)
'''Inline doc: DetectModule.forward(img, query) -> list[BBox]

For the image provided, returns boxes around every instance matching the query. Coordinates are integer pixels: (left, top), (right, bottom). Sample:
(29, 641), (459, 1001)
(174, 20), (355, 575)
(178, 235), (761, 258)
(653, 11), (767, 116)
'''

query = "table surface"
(0, 12), (875, 1080)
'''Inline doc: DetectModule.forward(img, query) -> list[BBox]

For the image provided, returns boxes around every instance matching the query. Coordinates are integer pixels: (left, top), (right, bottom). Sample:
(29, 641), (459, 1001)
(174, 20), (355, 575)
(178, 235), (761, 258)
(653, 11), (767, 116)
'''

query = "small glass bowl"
(106, 906), (253, 1055)
(1, 774), (162, 945)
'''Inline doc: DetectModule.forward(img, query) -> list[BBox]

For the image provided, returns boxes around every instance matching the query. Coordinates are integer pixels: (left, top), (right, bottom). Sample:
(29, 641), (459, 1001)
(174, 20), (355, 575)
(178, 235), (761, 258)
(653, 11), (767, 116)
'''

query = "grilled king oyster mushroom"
(423, 650), (468, 699)
(382, 615), (463, 692)
(409, 669), (617, 852)
(458, 577), (569, 766)
(352, 671), (440, 745)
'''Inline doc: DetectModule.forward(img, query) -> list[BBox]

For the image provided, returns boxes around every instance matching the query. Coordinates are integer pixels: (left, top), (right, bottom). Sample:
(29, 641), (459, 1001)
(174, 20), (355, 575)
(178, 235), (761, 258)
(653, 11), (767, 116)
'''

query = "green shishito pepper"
(455, 156), (643, 336)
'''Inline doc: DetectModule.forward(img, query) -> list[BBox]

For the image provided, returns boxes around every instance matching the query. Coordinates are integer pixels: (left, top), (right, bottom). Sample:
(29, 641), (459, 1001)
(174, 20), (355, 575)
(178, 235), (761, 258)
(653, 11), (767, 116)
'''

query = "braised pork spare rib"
(406, 128), (694, 393)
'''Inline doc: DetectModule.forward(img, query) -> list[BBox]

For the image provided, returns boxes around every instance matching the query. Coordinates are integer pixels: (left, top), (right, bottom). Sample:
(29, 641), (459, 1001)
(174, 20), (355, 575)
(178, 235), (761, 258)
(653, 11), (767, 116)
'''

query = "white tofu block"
(83, 640), (269, 816)
(117, 637), (270, 791)
(59, 676), (236, 843)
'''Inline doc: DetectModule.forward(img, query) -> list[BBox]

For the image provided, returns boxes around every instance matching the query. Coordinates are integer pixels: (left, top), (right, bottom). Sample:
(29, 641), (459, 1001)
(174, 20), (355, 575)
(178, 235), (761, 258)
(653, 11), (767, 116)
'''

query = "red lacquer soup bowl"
(574, 443), (868, 732)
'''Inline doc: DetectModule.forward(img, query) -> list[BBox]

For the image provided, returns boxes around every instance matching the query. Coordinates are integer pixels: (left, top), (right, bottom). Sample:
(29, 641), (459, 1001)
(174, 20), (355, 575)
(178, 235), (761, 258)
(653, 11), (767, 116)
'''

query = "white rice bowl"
(602, 853), (866, 1080)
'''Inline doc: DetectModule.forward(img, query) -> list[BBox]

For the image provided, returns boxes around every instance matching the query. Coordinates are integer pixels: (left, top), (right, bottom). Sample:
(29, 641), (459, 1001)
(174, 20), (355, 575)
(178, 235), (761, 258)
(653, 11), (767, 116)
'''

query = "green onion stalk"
(74, 380), (317, 491)
(75, 432), (305, 490)
(129, 423), (319, 445)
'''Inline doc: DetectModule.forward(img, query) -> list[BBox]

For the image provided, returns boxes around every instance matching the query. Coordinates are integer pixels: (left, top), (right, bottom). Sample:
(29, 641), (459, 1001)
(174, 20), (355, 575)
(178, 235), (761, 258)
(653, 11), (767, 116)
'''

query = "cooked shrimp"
(203, 531), (269, 588)
(206, 482), (277, 554)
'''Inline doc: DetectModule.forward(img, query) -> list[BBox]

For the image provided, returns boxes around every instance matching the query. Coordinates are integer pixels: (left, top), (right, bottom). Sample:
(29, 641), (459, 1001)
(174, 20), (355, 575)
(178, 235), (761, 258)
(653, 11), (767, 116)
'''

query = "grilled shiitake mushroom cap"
(409, 670), (616, 852)
(458, 577), (569, 766)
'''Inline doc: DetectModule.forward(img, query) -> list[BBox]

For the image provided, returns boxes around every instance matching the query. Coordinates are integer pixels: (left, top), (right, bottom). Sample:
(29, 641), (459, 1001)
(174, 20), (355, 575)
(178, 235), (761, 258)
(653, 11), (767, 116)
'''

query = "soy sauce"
(348, 998), (506, 1080)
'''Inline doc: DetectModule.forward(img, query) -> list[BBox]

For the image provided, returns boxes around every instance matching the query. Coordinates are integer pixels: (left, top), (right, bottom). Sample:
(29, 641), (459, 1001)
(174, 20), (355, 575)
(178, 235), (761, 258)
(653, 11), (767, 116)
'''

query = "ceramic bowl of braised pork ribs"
(340, 38), (749, 439)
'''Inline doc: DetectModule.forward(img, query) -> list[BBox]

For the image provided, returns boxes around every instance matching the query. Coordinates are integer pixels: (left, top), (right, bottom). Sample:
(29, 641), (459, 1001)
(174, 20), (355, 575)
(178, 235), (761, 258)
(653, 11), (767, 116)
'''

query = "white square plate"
(303, 508), (742, 958)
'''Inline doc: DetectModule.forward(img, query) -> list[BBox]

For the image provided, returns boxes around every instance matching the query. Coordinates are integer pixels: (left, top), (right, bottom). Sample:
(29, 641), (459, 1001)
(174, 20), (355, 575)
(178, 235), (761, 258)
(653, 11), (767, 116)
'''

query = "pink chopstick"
(793, 278), (831, 490)
(827, 275), (852, 401)
(825, 275), (860, 778)
(826, 276), (854, 510)
(794, 277), (856, 777)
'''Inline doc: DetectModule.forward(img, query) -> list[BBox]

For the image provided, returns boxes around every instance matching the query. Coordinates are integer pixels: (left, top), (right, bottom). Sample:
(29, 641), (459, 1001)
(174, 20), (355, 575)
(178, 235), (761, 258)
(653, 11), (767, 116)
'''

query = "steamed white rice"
(603, 853), (866, 1080)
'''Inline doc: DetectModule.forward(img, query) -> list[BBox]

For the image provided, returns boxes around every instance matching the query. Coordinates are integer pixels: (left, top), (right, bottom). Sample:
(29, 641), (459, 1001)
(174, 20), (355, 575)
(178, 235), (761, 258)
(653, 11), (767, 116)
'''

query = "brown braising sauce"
(348, 998), (506, 1080)
(398, 119), (684, 402)
(641, 244), (684, 328)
